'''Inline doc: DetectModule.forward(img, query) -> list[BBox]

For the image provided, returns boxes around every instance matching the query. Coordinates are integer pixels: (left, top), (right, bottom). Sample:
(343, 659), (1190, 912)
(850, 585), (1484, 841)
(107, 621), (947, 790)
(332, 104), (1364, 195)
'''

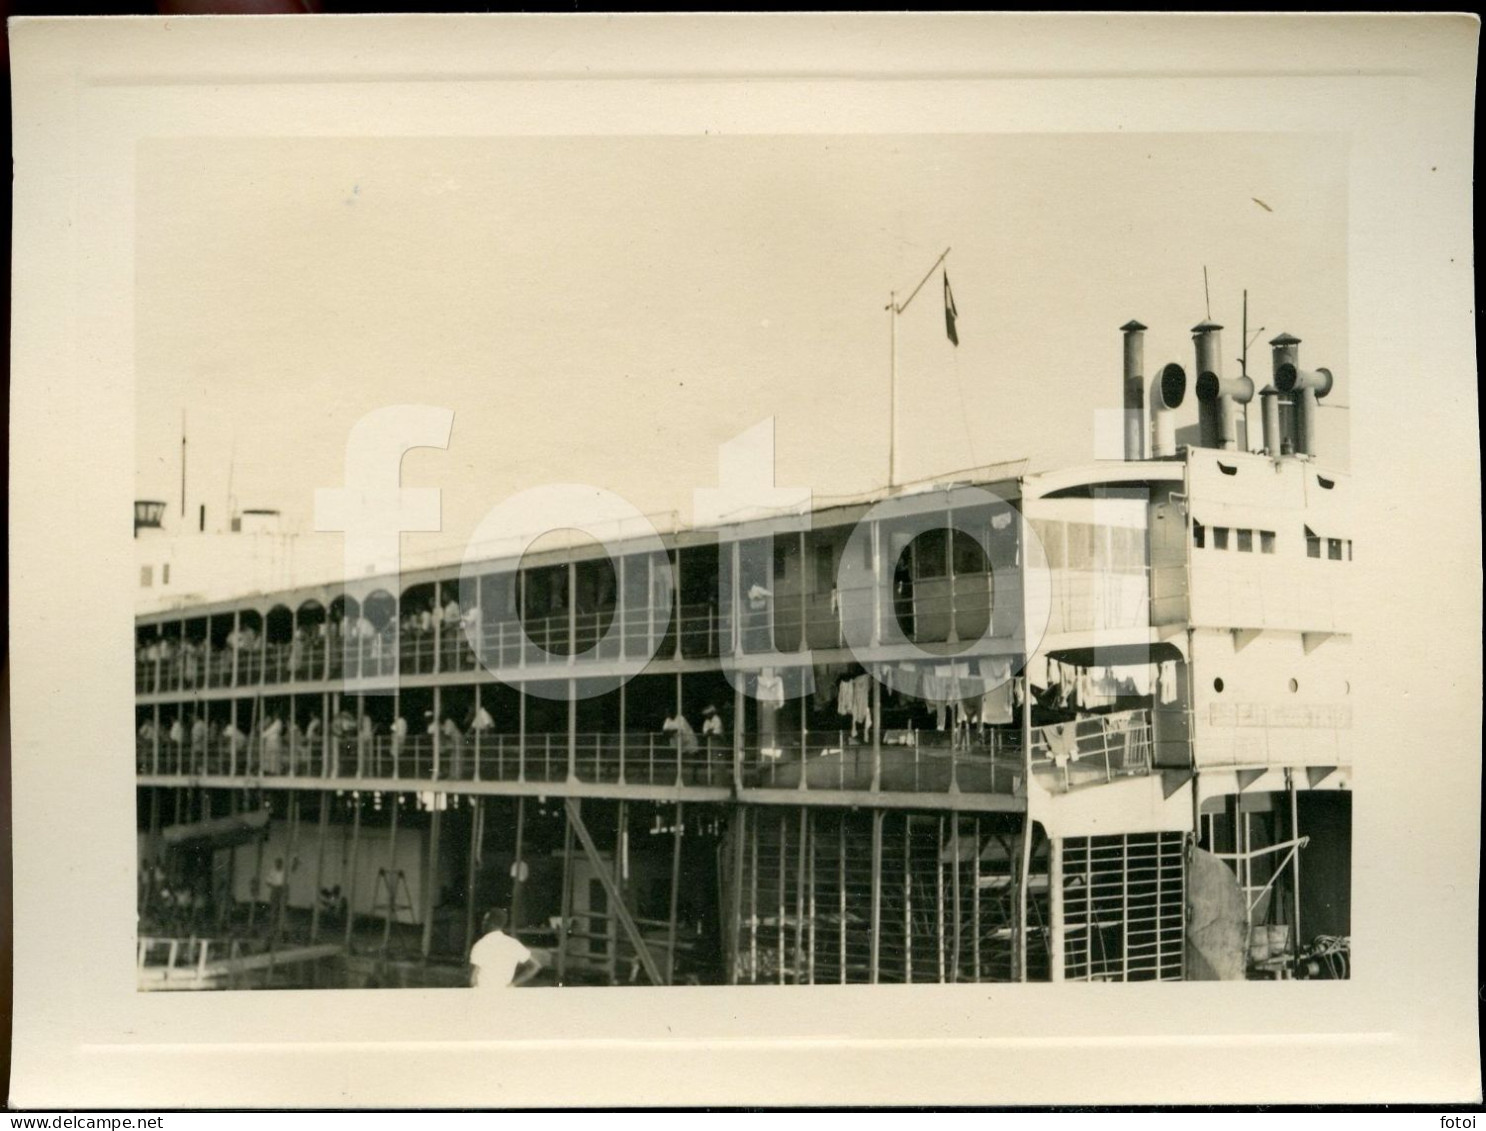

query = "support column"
(557, 803), (574, 984)
(1289, 769), (1302, 957)
(343, 796), (362, 951)
(1049, 833), (1065, 982)
(381, 794), (401, 951)
(869, 808), (883, 984)
(421, 804), (442, 958)
(666, 801), (683, 986)
(1016, 819), (1034, 982)
(463, 797), (482, 958)
(309, 790), (330, 943)
(510, 796), (527, 933)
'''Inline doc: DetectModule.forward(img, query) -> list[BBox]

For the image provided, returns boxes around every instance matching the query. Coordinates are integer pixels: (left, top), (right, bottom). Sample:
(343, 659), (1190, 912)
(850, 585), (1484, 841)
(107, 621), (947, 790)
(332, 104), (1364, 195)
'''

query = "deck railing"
(1028, 708), (1153, 792)
(138, 569), (1096, 694)
(137, 726), (1034, 797)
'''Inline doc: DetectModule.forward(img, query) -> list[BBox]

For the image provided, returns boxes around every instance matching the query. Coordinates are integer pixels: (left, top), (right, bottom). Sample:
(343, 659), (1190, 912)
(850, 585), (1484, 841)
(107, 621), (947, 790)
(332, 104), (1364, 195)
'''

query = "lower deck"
(139, 778), (1350, 988)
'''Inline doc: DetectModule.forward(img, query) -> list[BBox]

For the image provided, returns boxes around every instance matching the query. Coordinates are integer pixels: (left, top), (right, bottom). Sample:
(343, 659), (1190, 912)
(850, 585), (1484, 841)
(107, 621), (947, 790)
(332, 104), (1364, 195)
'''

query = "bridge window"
(1305, 527), (1321, 559)
(1192, 521), (1205, 549)
(1260, 531), (1276, 554)
(1327, 538), (1343, 561)
(1213, 527), (1230, 551)
(140, 565), (153, 588)
(1236, 529), (1253, 553)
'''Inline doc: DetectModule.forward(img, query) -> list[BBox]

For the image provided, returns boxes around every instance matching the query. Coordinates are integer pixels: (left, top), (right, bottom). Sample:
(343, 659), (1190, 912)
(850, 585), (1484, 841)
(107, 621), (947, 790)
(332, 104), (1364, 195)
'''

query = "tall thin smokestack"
(1120, 320), (1147, 460)
(1259, 386), (1281, 456)
(1192, 321), (1224, 448)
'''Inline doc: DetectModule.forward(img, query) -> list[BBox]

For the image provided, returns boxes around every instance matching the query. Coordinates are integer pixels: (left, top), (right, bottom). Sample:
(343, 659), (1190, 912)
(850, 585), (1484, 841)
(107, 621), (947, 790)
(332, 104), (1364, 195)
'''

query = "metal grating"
(1062, 831), (1185, 982)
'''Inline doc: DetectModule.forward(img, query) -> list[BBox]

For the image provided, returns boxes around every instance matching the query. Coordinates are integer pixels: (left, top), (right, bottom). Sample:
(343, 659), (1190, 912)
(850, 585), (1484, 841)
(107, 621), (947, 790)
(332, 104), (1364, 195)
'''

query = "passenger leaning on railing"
(190, 715), (208, 769)
(261, 712), (285, 775)
(663, 713), (699, 756)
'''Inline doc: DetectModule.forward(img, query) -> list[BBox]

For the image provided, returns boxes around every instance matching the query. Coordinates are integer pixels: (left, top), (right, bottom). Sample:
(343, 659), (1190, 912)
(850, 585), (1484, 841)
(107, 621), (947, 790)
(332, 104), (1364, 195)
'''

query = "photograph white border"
(7, 13), (1480, 1108)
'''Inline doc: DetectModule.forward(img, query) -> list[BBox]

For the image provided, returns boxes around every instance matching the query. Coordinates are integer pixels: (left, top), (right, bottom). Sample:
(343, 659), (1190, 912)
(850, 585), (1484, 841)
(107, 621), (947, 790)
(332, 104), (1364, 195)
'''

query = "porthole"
(1288, 678), (1299, 693)
(1213, 678), (1225, 693)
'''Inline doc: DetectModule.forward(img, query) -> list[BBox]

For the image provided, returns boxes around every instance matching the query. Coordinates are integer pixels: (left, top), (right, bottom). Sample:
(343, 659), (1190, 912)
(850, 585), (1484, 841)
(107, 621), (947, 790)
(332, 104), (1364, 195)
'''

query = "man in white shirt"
(469, 909), (542, 989)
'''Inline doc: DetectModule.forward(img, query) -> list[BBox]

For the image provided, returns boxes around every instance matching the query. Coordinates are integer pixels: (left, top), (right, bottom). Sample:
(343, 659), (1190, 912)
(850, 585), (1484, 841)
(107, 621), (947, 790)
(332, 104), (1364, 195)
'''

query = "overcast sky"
(136, 132), (1348, 565)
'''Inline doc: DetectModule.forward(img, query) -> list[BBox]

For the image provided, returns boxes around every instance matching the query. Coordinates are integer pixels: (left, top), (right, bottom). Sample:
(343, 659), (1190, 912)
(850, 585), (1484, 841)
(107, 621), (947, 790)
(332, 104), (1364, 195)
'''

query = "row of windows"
(1192, 523), (1275, 554)
(1192, 523), (1353, 562)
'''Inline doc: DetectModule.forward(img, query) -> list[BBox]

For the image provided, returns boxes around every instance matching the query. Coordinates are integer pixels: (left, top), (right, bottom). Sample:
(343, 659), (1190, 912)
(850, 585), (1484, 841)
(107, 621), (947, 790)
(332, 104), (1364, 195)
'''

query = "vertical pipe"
(806, 812), (817, 985)
(727, 806), (746, 985)
(310, 790), (329, 943)
(666, 801), (684, 986)
(838, 818), (847, 985)
(776, 812), (787, 984)
(510, 796), (526, 936)
(936, 815), (946, 983)
(1016, 819), (1033, 982)
(517, 682), (526, 782)
(871, 666), (882, 793)
(1121, 320), (1147, 460)
(557, 802), (574, 984)
(1120, 834), (1130, 982)
(794, 807), (808, 983)
(748, 812), (759, 982)
(869, 808), (883, 984)
(567, 679), (577, 783)
(343, 797), (362, 951)
(281, 791), (301, 941)
(733, 676), (745, 794)
(613, 799), (627, 984)
(903, 814), (912, 983)
(950, 815), (962, 982)
(381, 794), (401, 951)
(247, 800), (265, 933)
(421, 805), (441, 958)
(462, 797), (482, 958)
(618, 677), (627, 784)
(1049, 833), (1065, 982)
(1290, 770), (1302, 957)
(972, 816), (982, 982)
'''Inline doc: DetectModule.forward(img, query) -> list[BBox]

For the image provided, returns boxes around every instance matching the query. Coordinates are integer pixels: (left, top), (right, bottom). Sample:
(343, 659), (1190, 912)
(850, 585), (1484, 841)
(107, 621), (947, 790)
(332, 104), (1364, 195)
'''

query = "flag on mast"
(943, 270), (959, 346)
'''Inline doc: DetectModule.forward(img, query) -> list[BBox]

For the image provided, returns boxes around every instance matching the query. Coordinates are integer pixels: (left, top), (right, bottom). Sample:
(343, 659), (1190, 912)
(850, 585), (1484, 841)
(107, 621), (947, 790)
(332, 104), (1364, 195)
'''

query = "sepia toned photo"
(130, 132), (1352, 992)
(8, 13), (1478, 1109)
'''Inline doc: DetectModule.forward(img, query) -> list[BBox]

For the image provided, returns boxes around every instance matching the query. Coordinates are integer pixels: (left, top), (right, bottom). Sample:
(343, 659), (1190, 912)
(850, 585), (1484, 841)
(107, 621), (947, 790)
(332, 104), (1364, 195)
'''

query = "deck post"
(567, 679), (578, 783)
(309, 790), (329, 943)
(726, 806), (746, 985)
(869, 808), (883, 984)
(421, 803), (441, 958)
(666, 801), (683, 986)
(1017, 818), (1034, 982)
(1049, 832), (1065, 982)
(557, 803), (574, 984)
(1289, 769), (1303, 958)
(343, 796), (362, 951)
(463, 796), (482, 958)
(381, 794), (402, 951)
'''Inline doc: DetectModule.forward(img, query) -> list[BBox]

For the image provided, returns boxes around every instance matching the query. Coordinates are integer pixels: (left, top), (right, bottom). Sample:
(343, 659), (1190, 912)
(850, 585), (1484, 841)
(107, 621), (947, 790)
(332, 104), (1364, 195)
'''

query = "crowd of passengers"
(138, 701), (731, 776)
(135, 599), (485, 685)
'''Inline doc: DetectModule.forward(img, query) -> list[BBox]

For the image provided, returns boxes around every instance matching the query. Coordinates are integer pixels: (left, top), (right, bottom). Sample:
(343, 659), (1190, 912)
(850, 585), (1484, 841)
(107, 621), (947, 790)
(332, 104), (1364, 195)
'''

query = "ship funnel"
(1120, 320), (1147, 460)
(1149, 361), (1186, 457)
(1259, 386), (1281, 455)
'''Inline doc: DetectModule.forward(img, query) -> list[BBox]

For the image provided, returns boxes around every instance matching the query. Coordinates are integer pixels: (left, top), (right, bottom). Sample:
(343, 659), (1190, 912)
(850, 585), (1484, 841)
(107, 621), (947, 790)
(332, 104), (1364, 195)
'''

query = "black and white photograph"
(126, 130), (1354, 993)
(7, 13), (1480, 1109)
